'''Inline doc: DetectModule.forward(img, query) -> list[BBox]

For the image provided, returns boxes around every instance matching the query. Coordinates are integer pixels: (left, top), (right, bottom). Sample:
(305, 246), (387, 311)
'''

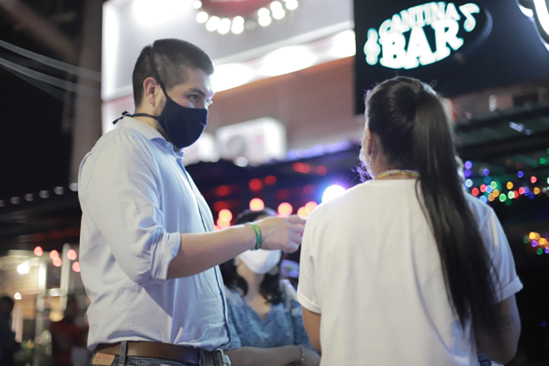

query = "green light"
(508, 192), (515, 199)
(541, 158), (546, 164)
(499, 194), (507, 202)
(524, 236), (530, 244)
(547, 177), (549, 184)
(490, 181), (497, 189)
(538, 248), (543, 255)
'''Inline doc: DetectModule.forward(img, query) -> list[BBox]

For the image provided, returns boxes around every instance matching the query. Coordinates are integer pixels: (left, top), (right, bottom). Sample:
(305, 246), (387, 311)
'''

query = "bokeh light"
(517, 171), (524, 178)
(72, 261), (81, 273)
(278, 202), (293, 216)
(472, 188), (479, 196)
(316, 166), (327, 175)
(34, 246), (43, 257)
(531, 176), (537, 184)
(249, 179), (263, 191)
(265, 176), (277, 185)
(53, 258), (62, 267)
(219, 209), (233, 222)
(50, 250), (59, 260)
(67, 249), (77, 261)
(249, 198), (265, 211)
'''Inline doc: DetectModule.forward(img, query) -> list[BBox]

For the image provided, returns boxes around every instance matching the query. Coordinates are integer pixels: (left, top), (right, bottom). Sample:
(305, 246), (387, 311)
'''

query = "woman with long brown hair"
(297, 77), (522, 365)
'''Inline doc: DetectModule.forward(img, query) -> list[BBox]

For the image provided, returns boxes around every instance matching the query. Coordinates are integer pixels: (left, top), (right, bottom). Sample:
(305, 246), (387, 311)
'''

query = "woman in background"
(298, 77), (522, 365)
(221, 209), (319, 366)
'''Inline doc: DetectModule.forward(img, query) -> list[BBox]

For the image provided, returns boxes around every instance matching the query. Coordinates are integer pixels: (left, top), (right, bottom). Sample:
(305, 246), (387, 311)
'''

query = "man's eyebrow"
(188, 87), (208, 97)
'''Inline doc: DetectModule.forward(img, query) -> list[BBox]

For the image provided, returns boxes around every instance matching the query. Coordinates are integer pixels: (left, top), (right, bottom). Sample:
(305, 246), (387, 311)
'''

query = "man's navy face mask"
(114, 47), (209, 149)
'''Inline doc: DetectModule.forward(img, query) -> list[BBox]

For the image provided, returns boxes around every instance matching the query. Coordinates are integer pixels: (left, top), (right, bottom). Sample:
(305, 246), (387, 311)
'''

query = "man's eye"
(188, 95), (199, 102)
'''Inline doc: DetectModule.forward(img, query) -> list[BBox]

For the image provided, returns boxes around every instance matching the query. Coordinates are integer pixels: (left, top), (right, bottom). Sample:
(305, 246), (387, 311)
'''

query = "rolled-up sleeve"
(85, 133), (180, 286)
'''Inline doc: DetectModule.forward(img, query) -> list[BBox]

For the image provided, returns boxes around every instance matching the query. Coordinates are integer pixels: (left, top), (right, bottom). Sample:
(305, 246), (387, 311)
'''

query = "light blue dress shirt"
(78, 117), (230, 351)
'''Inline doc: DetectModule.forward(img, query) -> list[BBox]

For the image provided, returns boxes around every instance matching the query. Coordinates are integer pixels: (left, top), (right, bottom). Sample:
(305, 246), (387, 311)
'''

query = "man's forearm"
(167, 225), (256, 279)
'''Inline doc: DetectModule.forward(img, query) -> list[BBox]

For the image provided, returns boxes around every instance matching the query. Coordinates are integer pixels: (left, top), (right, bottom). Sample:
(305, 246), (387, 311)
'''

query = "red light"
(316, 166), (327, 175)
(519, 187), (525, 195)
(50, 250), (59, 260)
(216, 185), (231, 196)
(219, 209), (233, 222)
(278, 203), (293, 217)
(249, 179), (263, 191)
(72, 261), (80, 273)
(480, 184), (486, 193)
(472, 188), (479, 196)
(293, 163), (311, 173)
(303, 184), (315, 195)
(34, 246), (43, 257)
(67, 249), (77, 261)
(531, 176), (537, 184)
(513, 190), (519, 198)
(249, 198), (265, 211)
(53, 257), (62, 267)
(214, 202), (228, 212)
(265, 176), (277, 186)
(276, 190), (290, 200)
(515, 163), (522, 169)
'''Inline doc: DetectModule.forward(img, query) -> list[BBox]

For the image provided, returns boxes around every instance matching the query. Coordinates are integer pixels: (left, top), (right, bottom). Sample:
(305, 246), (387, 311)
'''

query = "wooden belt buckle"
(213, 349), (231, 366)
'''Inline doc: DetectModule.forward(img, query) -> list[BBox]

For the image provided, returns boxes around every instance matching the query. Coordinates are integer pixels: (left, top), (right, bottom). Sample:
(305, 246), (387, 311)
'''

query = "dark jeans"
(89, 355), (194, 366)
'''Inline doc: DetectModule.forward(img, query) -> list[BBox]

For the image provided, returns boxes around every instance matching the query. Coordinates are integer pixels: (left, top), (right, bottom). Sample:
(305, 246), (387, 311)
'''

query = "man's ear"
(142, 77), (160, 108)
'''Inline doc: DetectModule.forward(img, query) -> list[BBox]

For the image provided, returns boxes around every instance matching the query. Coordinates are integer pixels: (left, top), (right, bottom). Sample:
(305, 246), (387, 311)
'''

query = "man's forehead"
(179, 68), (214, 97)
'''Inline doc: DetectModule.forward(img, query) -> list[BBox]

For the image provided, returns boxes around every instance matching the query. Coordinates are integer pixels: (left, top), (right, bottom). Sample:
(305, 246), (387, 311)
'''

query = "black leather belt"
(94, 341), (231, 366)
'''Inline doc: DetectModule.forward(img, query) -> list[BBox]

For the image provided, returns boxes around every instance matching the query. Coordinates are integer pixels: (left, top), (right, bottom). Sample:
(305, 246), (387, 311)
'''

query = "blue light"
(524, 187), (530, 194)
(480, 196), (488, 203)
(465, 179), (473, 188)
(483, 169), (490, 176)
(322, 185), (346, 203)
(464, 169), (472, 178)
(484, 176), (491, 184)
(465, 161), (473, 170)
(517, 171), (524, 178)
(542, 321), (547, 327)
(486, 186), (493, 193)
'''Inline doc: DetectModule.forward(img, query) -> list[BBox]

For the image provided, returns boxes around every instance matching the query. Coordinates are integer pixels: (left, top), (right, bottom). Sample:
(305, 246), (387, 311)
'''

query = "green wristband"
(246, 223), (263, 250)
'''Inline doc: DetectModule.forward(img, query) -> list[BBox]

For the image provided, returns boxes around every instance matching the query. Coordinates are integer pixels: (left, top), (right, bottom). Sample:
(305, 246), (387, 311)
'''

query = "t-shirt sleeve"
(290, 300), (315, 351)
(297, 217), (321, 314)
(481, 209), (523, 302)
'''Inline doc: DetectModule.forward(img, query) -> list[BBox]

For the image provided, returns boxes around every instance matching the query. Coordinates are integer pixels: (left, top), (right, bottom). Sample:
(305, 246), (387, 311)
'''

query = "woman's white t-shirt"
(297, 179), (522, 366)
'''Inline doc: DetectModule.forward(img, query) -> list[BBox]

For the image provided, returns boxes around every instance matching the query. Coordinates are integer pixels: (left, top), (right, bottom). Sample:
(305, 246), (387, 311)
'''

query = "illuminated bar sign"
(354, 0), (549, 114)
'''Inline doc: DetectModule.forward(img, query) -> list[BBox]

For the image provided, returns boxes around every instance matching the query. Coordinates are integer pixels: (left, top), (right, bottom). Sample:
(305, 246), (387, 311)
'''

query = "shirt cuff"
(496, 276), (523, 303)
(150, 231), (181, 283)
(297, 289), (321, 314)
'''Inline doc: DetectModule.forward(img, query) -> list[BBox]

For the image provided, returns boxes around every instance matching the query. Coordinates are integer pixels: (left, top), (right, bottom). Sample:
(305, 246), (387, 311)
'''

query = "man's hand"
(254, 215), (306, 253)
(302, 347), (321, 366)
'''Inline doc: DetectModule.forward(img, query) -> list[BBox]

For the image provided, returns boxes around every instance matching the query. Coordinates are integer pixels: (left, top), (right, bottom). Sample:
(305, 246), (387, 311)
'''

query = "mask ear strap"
(149, 45), (170, 98)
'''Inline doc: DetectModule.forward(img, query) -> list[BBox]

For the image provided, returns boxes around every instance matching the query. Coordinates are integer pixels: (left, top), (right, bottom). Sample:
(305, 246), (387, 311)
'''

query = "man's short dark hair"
(132, 39), (214, 107)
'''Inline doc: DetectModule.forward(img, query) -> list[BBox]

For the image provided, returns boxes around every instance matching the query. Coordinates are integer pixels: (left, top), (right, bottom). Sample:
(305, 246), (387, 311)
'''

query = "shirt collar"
(117, 116), (185, 158)
(117, 116), (165, 141)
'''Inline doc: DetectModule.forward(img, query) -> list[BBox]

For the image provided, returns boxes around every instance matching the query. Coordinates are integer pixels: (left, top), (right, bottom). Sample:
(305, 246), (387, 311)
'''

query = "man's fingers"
(287, 215), (306, 225)
(290, 223), (305, 235)
(284, 242), (300, 254)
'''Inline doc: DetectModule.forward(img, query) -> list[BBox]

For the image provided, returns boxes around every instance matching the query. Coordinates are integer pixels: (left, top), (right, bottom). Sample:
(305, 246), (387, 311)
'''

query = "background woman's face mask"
(238, 249), (282, 274)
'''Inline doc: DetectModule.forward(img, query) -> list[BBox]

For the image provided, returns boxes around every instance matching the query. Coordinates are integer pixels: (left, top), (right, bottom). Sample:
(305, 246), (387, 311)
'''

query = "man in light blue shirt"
(78, 39), (304, 366)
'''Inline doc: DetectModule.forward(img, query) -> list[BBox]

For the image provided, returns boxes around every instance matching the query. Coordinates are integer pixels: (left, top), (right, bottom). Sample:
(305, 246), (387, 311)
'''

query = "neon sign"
(519, 0), (549, 47)
(363, 2), (492, 69)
